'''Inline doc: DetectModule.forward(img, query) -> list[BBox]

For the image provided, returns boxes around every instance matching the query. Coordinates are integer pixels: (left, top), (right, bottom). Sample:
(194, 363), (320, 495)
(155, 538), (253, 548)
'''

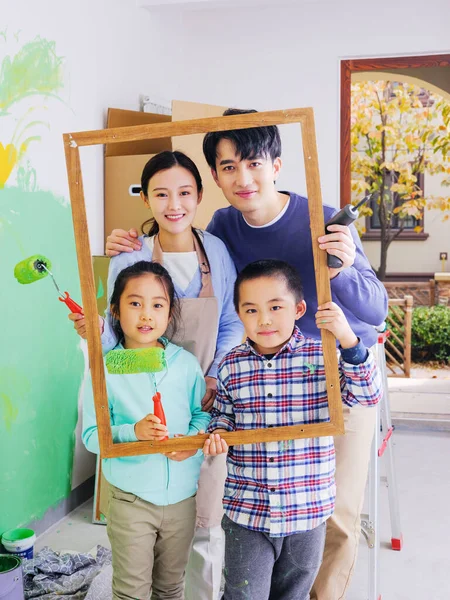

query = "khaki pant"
(311, 404), (377, 600)
(107, 484), (196, 600)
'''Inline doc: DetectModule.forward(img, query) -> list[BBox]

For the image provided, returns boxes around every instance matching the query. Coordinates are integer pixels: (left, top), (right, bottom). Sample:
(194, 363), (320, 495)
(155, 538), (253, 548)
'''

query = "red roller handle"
(153, 392), (168, 441)
(59, 291), (83, 314)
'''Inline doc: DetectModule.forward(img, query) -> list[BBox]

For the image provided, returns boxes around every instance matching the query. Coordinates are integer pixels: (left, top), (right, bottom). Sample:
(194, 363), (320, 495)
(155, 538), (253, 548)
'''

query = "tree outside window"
(351, 80), (450, 280)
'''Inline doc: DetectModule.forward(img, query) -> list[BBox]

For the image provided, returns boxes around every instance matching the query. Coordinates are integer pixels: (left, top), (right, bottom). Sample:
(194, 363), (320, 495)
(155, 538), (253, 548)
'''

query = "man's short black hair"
(234, 259), (304, 311)
(203, 108), (282, 171)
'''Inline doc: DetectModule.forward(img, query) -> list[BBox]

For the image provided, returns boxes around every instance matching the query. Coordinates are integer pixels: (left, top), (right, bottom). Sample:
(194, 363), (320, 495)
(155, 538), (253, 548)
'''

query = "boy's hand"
(106, 228), (142, 257)
(202, 376), (217, 412)
(203, 431), (229, 456)
(318, 224), (356, 278)
(316, 302), (358, 349)
(135, 414), (168, 441)
(69, 313), (104, 339)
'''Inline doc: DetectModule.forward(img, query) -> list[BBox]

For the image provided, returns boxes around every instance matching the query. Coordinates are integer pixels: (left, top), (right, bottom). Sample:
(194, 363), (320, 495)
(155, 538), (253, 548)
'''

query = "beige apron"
(152, 234), (227, 528)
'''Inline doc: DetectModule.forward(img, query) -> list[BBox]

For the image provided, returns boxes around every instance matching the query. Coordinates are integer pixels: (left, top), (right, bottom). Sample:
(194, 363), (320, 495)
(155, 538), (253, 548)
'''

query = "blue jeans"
(221, 515), (326, 600)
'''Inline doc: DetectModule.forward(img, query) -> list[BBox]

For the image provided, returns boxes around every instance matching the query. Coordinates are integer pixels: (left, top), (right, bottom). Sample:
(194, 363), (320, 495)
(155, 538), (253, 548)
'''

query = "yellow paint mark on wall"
(0, 393), (19, 431)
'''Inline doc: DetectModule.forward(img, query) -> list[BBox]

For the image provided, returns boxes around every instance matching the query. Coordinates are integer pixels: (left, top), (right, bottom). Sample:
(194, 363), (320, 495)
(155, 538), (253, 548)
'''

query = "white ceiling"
(138, 0), (313, 10)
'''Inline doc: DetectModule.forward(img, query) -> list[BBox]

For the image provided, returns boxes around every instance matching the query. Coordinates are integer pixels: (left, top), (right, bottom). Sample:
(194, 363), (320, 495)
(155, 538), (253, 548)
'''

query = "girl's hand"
(203, 432), (228, 456)
(202, 377), (217, 412)
(164, 430), (204, 461)
(165, 449), (198, 462)
(68, 313), (104, 339)
(318, 224), (356, 279)
(315, 302), (358, 349)
(105, 228), (142, 257)
(135, 414), (168, 441)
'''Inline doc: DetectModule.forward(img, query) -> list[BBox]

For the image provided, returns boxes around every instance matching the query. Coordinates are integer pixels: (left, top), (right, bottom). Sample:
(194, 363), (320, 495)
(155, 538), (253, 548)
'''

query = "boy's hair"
(203, 108), (282, 172)
(234, 259), (304, 311)
(110, 260), (181, 342)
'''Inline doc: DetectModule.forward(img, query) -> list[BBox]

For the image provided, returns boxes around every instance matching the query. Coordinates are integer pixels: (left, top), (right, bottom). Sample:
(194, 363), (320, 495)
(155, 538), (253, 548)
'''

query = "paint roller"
(106, 347), (168, 439)
(14, 254), (83, 314)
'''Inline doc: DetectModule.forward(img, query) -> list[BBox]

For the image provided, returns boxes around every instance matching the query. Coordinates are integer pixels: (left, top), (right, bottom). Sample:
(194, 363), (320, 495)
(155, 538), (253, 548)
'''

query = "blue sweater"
(82, 340), (211, 506)
(102, 230), (244, 378)
(207, 192), (388, 347)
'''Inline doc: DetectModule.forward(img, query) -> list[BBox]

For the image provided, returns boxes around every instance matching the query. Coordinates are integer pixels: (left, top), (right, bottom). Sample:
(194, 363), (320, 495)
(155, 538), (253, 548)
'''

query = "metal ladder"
(361, 329), (403, 600)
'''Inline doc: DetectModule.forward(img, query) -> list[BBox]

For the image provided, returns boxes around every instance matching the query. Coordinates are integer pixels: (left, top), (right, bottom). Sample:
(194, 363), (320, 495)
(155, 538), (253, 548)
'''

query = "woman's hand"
(318, 224), (356, 279)
(203, 431), (229, 456)
(68, 313), (104, 339)
(134, 414), (168, 441)
(315, 302), (358, 349)
(202, 376), (217, 412)
(106, 228), (142, 257)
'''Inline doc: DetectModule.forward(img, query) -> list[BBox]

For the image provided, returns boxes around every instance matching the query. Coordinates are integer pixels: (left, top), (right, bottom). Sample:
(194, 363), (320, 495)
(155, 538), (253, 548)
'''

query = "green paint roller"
(14, 254), (83, 314)
(105, 347), (166, 375)
(106, 347), (168, 439)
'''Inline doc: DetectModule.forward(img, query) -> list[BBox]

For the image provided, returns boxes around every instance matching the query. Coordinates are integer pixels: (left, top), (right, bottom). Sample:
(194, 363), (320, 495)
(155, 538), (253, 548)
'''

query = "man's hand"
(202, 376), (217, 412)
(318, 224), (356, 279)
(106, 228), (142, 257)
(68, 313), (104, 339)
(135, 414), (168, 441)
(315, 302), (358, 349)
(203, 431), (229, 456)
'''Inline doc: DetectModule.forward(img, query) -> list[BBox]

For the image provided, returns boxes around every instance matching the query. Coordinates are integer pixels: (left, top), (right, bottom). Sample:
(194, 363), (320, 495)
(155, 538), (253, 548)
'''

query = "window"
(362, 172), (429, 241)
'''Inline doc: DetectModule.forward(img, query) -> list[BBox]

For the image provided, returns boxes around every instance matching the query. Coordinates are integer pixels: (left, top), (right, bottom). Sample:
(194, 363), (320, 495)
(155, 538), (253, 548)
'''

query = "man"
(105, 108), (388, 600)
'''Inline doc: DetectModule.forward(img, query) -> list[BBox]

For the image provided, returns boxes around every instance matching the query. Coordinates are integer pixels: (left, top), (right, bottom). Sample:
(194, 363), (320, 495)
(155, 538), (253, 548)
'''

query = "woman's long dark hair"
(110, 260), (181, 343)
(140, 150), (210, 271)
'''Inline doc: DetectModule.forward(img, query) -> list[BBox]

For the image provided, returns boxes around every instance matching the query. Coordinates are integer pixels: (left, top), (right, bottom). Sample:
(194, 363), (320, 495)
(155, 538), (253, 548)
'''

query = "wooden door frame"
(340, 54), (450, 208)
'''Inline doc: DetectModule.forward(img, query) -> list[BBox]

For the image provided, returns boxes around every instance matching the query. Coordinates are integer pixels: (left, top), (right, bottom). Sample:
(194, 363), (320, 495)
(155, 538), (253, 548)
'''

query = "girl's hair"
(233, 259), (304, 311)
(110, 260), (181, 342)
(140, 150), (210, 271)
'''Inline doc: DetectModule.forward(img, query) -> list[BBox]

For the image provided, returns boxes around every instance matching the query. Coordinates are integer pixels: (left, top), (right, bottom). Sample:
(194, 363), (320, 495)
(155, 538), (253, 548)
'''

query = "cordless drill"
(324, 193), (375, 269)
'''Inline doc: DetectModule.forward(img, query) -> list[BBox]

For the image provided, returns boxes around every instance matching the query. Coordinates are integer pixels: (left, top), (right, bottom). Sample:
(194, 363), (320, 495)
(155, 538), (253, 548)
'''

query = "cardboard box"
(104, 108), (172, 246)
(172, 100), (228, 229)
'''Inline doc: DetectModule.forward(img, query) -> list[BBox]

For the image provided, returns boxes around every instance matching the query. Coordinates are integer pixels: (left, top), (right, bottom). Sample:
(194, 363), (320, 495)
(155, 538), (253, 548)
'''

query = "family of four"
(75, 108), (387, 600)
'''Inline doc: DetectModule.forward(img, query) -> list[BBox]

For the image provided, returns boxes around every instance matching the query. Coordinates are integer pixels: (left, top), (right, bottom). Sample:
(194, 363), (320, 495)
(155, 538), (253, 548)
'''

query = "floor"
(34, 428), (450, 600)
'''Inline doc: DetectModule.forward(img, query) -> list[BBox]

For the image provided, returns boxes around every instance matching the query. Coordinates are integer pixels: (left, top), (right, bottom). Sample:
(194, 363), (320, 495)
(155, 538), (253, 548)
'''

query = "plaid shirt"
(208, 327), (381, 537)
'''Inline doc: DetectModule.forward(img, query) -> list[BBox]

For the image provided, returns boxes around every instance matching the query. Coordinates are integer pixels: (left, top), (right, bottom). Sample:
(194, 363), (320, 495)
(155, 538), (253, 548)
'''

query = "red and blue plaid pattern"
(208, 327), (382, 537)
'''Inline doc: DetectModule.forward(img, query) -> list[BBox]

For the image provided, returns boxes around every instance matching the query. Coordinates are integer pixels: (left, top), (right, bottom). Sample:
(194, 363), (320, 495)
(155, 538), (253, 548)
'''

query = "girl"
(82, 260), (210, 599)
(72, 151), (244, 600)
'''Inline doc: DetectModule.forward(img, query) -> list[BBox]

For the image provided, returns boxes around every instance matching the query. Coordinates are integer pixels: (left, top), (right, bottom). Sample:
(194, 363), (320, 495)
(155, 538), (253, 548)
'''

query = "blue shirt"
(82, 340), (211, 506)
(207, 192), (388, 347)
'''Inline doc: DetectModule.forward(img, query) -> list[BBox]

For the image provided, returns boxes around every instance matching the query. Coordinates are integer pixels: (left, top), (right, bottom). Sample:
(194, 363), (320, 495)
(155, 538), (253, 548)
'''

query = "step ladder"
(361, 329), (403, 600)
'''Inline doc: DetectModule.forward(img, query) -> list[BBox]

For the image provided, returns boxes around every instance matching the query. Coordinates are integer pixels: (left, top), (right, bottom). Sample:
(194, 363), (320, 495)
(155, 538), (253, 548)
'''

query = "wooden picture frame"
(63, 108), (344, 458)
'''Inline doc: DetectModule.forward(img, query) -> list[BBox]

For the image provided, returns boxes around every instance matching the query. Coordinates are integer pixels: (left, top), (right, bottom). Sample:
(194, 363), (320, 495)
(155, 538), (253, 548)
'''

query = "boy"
(203, 260), (382, 600)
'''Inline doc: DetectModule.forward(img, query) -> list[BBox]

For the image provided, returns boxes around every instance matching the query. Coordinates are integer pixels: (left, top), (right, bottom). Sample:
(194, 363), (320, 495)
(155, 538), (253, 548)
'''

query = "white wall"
(140, 0), (450, 209)
(4, 0), (154, 254)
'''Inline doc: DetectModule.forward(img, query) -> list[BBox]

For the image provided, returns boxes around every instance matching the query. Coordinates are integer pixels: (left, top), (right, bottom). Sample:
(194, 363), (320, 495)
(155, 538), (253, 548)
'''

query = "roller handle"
(59, 291), (84, 314)
(153, 392), (168, 441)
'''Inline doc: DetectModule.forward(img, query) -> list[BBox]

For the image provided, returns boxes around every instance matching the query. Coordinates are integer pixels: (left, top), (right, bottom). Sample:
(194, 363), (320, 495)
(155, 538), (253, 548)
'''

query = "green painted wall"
(0, 33), (84, 534)
(0, 188), (84, 533)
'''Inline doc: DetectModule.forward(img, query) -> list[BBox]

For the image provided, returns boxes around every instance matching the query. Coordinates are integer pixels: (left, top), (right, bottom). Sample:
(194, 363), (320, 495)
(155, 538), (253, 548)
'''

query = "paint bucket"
(1, 528), (36, 560)
(0, 555), (24, 600)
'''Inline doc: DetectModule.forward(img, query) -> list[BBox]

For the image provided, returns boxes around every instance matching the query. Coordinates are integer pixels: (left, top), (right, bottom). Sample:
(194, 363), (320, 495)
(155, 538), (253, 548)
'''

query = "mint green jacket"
(82, 341), (210, 506)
